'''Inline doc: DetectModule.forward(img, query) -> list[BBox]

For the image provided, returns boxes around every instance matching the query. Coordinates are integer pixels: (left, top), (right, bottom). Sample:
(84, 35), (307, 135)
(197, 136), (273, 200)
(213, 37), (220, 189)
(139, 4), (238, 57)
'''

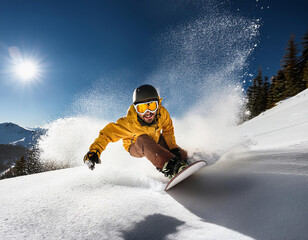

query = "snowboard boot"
(161, 156), (188, 179)
(173, 159), (188, 176)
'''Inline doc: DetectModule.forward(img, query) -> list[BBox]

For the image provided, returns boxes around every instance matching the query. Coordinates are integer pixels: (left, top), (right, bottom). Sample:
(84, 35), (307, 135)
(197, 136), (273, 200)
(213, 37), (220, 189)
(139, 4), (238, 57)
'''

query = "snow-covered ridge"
(0, 122), (45, 148)
(237, 89), (308, 150)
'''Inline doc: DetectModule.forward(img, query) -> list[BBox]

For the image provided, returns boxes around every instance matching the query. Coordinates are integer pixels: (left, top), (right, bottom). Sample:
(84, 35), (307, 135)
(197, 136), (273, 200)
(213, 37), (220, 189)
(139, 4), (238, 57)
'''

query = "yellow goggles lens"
(135, 101), (158, 114)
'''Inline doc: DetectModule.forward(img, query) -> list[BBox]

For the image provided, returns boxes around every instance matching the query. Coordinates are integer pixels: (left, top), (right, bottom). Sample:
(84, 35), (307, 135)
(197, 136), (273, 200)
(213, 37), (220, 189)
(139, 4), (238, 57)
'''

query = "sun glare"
(7, 47), (43, 83)
(15, 60), (39, 81)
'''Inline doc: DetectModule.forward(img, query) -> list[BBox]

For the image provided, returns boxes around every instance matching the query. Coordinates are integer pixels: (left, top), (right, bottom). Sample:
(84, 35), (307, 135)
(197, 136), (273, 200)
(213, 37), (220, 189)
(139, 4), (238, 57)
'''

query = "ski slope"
(1, 89), (308, 240)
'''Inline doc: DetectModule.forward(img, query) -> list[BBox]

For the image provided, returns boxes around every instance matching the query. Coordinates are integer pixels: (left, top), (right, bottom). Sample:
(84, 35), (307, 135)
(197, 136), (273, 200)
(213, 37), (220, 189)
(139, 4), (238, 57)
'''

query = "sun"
(15, 60), (39, 81)
(7, 46), (44, 84)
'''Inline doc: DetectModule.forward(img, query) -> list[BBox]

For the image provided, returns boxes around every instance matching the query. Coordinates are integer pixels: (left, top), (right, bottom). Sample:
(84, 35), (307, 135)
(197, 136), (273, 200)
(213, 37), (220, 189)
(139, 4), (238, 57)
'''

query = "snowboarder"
(83, 84), (188, 178)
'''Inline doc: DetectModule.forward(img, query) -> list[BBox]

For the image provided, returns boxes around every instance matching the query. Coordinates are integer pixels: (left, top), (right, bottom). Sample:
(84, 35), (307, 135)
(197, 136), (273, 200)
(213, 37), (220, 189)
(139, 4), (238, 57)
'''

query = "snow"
(0, 89), (308, 239)
(0, 122), (43, 148)
(0, 167), (251, 240)
(237, 89), (308, 150)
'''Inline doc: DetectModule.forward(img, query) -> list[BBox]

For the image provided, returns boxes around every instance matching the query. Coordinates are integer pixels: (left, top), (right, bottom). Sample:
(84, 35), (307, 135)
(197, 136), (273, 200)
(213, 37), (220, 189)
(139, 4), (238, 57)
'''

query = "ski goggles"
(134, 100), (159, 115)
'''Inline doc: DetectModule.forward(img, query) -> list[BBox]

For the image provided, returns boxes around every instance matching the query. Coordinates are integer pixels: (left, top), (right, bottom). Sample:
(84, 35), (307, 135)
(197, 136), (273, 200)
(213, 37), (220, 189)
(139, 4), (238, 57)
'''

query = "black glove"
(170, 148), (182, 161)
(83, 150), (100, 170)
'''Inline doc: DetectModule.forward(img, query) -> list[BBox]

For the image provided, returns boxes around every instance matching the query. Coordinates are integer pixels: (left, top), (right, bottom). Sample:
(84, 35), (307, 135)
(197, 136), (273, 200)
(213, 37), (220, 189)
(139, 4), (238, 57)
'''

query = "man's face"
(138, 110), (157, 124)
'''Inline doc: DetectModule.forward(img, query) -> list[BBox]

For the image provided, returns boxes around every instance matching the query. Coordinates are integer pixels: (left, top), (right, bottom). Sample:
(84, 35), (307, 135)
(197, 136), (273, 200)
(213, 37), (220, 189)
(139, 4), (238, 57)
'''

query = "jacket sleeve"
(89, 118), (131, 156)
(161, 108), (178, 150)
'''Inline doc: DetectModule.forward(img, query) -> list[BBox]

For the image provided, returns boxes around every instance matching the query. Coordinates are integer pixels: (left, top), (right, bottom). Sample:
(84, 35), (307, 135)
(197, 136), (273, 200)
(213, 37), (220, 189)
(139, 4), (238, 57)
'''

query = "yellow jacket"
(89, 102), (178, 156)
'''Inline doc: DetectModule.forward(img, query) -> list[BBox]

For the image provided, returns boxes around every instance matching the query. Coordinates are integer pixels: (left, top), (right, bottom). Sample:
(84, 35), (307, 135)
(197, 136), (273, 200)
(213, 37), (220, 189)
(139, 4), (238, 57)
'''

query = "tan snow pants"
(129, 134), (188, 169)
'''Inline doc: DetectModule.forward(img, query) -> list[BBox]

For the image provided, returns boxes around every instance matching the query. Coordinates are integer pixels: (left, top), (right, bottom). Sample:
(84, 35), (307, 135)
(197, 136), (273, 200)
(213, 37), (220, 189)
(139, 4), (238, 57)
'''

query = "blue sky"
(0, 0), (307, 127)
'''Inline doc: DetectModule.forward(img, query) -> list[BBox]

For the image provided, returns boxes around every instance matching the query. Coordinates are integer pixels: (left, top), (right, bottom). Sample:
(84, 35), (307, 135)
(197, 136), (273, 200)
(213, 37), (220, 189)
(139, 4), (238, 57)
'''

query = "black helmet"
(133, 84), (159, 104)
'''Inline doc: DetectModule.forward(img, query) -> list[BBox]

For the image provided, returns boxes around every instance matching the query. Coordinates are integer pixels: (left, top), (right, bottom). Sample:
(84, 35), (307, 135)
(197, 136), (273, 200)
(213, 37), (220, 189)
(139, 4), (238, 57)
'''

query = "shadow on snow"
(121, 214), (185, 240)
(167, 151), (308, 240)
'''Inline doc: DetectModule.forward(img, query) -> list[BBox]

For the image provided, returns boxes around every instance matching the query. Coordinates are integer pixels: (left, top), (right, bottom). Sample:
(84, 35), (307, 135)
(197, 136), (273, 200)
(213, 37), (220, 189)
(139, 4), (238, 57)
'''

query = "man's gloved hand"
(83, 150), (101, 170)
(170, 148), (182, 161)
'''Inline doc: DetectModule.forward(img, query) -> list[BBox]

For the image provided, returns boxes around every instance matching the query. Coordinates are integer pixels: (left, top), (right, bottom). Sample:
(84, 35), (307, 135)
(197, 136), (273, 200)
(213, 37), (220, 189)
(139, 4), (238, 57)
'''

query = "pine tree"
(271, 70), (287, 104)
(304, 61), (308, 88)
(267, 76), (275, 109)
(242, 30), (308, 124)
(254, 68), (265, 115)
(1, 148), (44, 180)
(246, 68), (269, 119)
(13, 156), (27, 176)
(299, 29), (308, 88)
(26, 147), (43, 174)
(246, 76), (258, 118)
(301, 29), (308, 62)
(262, 76), (270, 110)
(281, 34), (302, 97)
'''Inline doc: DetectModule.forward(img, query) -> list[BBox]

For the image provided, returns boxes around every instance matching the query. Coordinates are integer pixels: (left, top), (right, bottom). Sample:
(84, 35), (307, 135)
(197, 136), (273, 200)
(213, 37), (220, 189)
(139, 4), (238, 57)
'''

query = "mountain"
(0, 90), (308, 239)
(0, 123), (45, 173)
(0, 122), (44, 148)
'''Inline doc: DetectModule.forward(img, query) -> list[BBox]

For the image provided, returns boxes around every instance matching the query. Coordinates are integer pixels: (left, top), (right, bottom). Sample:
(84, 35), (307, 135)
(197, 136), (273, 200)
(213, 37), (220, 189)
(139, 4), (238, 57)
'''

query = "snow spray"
(37, 0), (259, 189)
(148, 1), (259, 162)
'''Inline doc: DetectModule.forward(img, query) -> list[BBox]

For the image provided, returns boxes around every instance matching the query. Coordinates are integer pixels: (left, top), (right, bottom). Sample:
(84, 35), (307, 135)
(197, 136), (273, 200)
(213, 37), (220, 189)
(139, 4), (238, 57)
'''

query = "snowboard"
(165, 160), (207, 191)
